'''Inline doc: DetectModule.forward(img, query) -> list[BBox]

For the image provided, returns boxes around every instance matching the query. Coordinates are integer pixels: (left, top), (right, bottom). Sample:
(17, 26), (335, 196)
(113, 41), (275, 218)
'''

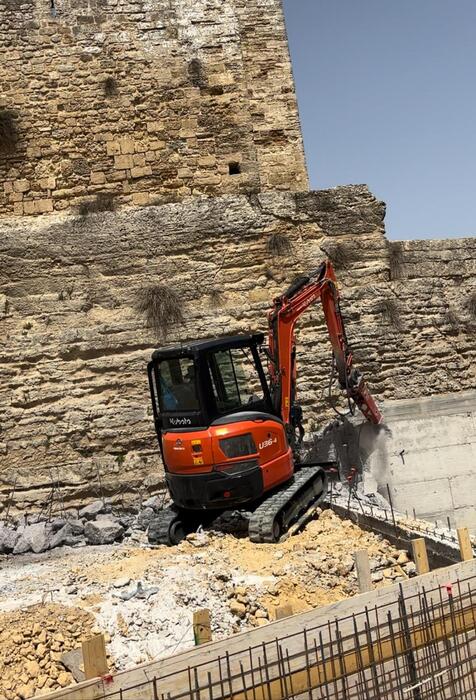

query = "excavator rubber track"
(248, 466), (327, 543)
(148, 506), (191, 546)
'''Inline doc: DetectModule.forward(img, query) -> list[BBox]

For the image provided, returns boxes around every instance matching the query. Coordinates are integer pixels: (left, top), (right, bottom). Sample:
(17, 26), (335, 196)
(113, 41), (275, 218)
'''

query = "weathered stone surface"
(0, 187), (474, 510)
(84, 520), (124, 545)
(13, 523), (54, 554)
(0, 0), (307, 217)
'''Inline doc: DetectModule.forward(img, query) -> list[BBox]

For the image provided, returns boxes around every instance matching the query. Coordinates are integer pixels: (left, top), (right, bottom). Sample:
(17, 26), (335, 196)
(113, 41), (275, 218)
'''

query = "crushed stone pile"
(0, 509), (415, 698)
(0, 604), (101, 699)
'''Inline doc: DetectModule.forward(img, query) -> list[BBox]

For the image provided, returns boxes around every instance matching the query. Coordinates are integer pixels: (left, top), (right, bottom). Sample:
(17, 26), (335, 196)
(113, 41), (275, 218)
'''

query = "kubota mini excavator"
(147, 261), (382, 545)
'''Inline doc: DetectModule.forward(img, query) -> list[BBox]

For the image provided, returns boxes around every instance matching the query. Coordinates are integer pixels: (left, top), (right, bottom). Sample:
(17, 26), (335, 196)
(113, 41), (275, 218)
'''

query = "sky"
(282, 0), (476, 240)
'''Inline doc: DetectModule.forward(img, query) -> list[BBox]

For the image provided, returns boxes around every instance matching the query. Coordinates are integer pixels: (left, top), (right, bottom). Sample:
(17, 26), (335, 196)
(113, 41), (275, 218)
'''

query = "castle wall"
(1, 185), (475, 511)
(0, 0), (308, 217)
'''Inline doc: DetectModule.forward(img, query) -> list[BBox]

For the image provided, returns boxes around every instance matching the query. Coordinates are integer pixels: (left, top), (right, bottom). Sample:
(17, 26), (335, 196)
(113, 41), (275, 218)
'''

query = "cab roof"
(151, 333), (265, 361)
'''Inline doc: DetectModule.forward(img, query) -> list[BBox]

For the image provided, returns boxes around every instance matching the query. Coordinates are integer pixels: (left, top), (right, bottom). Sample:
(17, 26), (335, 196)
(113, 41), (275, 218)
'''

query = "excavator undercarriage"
(148, 465), (327, 546)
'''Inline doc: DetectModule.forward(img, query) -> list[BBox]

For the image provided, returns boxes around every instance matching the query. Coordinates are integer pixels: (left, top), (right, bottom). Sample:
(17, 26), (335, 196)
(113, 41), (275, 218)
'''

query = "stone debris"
(0, 498), (161, 556)
(114, 581), (159, 601)
(0, 508), (420, 697)
(0, 604), (100, 699)
(13, 523), (54, 555)
(78, 500), (108, 521)
(84, 519), (125, 546)
(0, 523), (20, 553)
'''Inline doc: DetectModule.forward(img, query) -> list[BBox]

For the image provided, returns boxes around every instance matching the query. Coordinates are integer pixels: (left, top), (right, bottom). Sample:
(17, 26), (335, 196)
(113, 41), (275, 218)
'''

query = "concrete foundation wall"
(364, 391), (476, 532)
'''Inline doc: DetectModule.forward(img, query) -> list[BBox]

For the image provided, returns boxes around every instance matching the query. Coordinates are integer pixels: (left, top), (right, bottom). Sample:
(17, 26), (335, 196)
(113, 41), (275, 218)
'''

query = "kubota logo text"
(169, 417), (192, 426)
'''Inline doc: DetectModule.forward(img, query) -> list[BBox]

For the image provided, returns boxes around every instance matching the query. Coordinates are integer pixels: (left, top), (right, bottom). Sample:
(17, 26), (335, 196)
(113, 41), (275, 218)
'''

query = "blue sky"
(282, 0), (476, 240)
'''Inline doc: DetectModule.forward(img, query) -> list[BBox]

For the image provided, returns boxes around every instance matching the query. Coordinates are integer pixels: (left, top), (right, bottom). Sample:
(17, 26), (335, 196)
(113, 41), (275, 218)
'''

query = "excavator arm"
(267, 261), (382, 437)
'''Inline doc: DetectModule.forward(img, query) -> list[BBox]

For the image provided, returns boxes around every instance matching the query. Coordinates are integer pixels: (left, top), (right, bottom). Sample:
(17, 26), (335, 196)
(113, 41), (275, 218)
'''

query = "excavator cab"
(147, 334), (295, 514)
(148, 333), (274, 431)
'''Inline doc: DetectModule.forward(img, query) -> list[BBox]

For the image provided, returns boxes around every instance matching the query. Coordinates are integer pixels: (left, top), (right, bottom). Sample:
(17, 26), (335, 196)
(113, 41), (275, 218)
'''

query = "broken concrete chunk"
(142, 495), (162, 510)
(50, 518), (68, 532)
(68, 519), (85, 536)
(114, 580), (159, 601)
(61, 648), (85, 683)
(78, 500), (107, 520)
(49, 523), (83, 549)
(84, 519), (124, 545)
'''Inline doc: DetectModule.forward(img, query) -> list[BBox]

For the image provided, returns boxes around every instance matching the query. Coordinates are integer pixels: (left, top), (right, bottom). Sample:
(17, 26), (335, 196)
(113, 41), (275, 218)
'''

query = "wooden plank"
(82, 634), (108, 681)
(457, 527), (474, 561)
(193, 609), (212, 645)
(411, 537), (430, 574)
(353, 549), (372, 593)
(41, 559), (476, 700)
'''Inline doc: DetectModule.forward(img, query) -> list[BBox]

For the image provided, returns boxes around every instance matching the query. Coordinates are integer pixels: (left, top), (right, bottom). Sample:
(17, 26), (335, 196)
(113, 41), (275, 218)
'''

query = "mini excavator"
(147, 261), (382, 545)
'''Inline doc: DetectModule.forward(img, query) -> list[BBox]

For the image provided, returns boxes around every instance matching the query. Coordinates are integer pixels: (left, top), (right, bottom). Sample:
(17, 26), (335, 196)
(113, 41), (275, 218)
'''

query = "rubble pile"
(0, 496), (163, 556)
(0, 604), (98, 699)
(0, 508), (417, 698)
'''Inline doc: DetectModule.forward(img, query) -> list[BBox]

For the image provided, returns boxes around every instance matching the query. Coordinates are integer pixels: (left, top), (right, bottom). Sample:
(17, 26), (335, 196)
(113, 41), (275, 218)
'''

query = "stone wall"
(0, 0), (307, 217)
(1, 185), (475, 511)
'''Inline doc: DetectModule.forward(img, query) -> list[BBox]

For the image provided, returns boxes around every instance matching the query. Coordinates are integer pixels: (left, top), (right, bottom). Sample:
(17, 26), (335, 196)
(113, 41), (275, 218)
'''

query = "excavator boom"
(268, 261), (382, 429)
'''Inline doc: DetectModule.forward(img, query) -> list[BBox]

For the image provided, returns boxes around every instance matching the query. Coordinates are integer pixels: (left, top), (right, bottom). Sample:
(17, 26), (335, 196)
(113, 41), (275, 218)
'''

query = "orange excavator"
(147, 261), (382, 545)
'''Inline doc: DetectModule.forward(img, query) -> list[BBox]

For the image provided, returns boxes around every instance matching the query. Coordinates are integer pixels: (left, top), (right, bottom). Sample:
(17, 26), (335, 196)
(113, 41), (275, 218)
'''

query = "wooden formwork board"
(42, 559), (476, 700)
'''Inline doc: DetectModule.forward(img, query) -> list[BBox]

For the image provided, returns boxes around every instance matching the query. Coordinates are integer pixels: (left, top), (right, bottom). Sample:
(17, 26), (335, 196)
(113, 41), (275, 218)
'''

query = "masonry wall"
(1, 185), (475, 511)
(0, 0), (307, 217)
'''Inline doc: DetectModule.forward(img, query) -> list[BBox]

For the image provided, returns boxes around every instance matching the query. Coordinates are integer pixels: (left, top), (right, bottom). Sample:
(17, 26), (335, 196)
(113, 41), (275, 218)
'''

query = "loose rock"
(84, 520), (124, 545)
(78, 501), (107, 520)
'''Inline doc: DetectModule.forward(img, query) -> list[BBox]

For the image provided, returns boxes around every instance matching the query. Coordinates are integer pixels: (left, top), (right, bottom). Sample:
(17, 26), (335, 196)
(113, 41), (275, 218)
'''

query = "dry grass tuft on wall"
(467, 291), (476, 319)
(188, 59), (207, 89)
(445, 309), (460, 333)
(375, 297), (403, 331)
(208, 288), (223, 307)
(320, 242), (354, 270)
(0, 110), (17, 152)
(137, 285), (184, 336)
(267, 232), (292, 257)
(387, 241), (404, 280)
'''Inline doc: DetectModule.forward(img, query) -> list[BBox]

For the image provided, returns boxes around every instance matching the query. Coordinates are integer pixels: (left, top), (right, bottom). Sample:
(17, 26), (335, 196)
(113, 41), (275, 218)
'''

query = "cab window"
(208, 348), (264, 413)
(158, 357), (199, 412)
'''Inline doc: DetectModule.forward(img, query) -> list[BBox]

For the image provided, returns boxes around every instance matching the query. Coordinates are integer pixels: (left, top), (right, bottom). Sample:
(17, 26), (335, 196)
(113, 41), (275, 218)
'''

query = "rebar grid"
(103, 575), (475, 700)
